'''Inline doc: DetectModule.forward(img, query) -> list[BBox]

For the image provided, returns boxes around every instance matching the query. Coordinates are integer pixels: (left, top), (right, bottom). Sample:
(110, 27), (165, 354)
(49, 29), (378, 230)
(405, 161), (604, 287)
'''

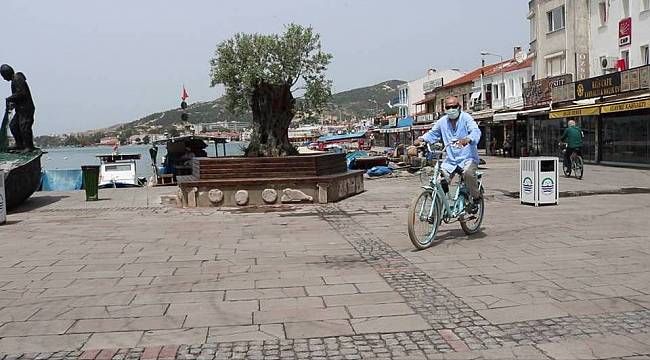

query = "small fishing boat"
(96, 153), (145, 188)
(0, 150), (44, 210)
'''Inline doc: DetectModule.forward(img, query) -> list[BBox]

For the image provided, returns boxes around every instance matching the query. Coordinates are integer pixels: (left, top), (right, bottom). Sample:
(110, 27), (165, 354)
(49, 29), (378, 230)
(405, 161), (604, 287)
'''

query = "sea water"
(42, 142), (247, 178)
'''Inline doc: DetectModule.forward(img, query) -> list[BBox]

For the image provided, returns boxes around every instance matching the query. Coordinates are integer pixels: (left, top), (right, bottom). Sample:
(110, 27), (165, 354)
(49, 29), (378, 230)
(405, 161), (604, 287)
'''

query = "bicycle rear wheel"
(407, 190), (442, 250)
(574, 156), (584, 179)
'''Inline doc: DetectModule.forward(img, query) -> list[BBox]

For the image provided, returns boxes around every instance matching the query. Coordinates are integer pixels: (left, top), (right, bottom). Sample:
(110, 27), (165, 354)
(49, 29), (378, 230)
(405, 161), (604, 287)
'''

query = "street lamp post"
(481, 51), (506, 111)
(481, 51), (507, 157)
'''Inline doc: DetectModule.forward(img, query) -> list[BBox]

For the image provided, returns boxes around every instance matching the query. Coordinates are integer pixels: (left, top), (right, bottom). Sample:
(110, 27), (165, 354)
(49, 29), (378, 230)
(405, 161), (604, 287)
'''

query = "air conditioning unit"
(600, 56), (618, 70)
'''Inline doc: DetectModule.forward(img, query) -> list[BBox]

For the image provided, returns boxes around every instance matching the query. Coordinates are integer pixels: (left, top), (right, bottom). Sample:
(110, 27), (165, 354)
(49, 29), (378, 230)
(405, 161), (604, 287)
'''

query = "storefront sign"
(576, 52), (590, 80)
(619, 17), (632, 47)
(601, 98), (650, 114)
(551, 83), (576, 102)
(423, 78), (443, 93)
(523, 74), (573, 108)
(549, 106), (600, 119)
(388, 118), (397, 127)
(575, 72), (621, 100)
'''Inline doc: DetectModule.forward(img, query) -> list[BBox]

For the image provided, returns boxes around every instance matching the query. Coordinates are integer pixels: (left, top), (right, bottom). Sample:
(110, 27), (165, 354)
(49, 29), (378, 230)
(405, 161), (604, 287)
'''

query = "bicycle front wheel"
(562, 160), (571, 177)
(574, 156), (584, 179)
(407, 190), (442, 250)
(461, 190), (485, 235)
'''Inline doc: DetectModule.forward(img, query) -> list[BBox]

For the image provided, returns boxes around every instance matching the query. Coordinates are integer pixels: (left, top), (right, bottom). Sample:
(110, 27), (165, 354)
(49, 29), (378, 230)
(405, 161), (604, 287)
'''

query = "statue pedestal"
(176, 153), (364, 207)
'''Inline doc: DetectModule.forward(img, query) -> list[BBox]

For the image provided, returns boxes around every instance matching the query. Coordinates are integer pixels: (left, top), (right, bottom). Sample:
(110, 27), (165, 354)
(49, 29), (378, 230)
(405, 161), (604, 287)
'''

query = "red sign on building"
(619, 17), (632, 47)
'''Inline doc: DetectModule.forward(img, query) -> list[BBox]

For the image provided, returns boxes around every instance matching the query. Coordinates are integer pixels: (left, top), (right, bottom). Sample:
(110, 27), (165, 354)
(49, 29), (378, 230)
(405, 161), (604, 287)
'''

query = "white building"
(588, 0), (650, 76)
(397, 69), (465, 118)
(528, 0), (590, 80)
(474, 57), (534, 111)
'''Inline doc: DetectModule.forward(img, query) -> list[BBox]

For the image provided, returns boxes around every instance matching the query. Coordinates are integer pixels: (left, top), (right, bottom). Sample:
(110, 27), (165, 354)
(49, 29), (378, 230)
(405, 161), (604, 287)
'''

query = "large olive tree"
(210, 24), (332, 157)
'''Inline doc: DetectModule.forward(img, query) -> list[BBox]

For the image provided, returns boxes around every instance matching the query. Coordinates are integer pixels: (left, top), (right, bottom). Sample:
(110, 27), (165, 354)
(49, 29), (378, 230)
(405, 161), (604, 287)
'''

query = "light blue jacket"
(421, 111), (482, 173)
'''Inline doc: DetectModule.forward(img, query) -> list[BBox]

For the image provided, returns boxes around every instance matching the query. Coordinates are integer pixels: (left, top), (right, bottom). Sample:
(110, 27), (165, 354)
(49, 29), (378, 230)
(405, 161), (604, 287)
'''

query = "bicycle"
(407, 142), (485, 250)
(559, 143), (583, 180)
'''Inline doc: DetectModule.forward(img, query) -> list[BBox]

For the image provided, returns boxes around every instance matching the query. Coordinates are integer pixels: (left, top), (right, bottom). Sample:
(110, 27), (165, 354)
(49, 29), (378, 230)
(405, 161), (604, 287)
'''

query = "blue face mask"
(445, 108), (460, 120)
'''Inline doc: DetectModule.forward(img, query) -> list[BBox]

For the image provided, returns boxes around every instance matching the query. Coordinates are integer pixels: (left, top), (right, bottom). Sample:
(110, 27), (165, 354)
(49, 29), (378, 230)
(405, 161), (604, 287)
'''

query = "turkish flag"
(181, 86), (189, 101)
(617, 59), (627, 71)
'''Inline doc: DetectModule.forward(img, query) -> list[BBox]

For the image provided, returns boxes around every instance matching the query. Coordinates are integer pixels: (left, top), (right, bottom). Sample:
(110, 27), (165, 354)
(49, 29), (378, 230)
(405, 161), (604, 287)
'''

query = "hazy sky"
(2, 0), (529, 135)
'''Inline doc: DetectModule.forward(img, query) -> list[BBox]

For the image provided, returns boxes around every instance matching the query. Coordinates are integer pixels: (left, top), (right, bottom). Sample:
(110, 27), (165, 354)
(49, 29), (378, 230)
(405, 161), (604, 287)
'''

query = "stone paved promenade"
(1, 158), (649, 359)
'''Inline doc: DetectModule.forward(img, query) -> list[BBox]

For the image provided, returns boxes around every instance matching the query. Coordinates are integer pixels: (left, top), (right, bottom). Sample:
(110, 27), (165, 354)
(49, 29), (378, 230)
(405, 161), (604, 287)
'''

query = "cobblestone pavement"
(1, 162), (649, 359)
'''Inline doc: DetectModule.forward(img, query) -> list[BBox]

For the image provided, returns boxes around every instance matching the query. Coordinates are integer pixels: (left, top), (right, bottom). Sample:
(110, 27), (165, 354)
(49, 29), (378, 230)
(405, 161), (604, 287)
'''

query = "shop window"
(546, 56), (566, 77)
(547, 5), (566, 32)
(601, 113), (650, 164)
(493, 83), (499, 99)
(621, 50), (630, 69)
(641, 45), (650, 65)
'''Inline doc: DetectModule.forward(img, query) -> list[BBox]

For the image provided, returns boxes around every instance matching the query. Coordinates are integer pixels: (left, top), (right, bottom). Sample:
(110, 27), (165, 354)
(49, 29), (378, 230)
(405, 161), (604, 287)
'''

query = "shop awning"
(412, 124), (433, 130)
(600, 97), (650, 114)
(470, 109), (494, 120)
(493, 106), (551, 122)
(493, 111), (519, 122)
(549, 105), (600, 119)
(397, 117), (414, 127)
(378, 127), (411, 134)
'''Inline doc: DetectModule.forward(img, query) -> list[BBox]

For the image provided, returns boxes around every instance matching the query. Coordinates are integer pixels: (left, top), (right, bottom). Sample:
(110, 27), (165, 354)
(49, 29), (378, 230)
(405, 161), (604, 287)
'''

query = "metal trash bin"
(81, 165), (100, 201)
(0, 170), (6, 224)
(520, 157), (558, 206)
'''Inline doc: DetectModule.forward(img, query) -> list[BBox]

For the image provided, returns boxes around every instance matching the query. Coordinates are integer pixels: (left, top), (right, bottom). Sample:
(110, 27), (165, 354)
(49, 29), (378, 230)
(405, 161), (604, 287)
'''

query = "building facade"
(396, 69), (464, 118)
(588, 0), (650, 76)
(528, 0), (591, 81)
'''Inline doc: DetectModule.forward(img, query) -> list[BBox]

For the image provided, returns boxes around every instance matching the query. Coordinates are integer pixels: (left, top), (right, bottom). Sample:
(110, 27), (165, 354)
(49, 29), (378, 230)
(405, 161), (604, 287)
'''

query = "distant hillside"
(112, 80), (404, 134)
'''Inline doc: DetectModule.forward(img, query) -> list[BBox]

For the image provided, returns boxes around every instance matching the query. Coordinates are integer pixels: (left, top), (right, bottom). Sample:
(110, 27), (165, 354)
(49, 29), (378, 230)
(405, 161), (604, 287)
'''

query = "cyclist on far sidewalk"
(560, 120), (584, 170)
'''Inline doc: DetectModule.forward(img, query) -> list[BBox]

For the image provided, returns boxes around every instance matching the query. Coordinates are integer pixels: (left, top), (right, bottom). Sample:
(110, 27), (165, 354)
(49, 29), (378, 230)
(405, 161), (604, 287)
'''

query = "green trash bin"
(81, 165), (100, 201)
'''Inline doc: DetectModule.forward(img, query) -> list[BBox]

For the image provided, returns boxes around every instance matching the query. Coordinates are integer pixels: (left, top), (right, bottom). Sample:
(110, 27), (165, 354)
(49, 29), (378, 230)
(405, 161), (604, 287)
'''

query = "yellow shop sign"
(601, 98), (650, 114)
(549, 106), (600, 119)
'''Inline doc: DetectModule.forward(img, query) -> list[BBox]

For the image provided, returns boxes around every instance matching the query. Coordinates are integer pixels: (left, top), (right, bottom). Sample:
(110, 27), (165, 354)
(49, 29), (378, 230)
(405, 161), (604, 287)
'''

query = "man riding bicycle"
(414, 95), (482, 213)
(560, 120), (583, 170)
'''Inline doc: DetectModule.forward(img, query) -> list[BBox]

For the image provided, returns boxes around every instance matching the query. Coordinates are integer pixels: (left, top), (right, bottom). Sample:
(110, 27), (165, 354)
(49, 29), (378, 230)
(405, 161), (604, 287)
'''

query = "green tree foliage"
(209, 24), (332, 157)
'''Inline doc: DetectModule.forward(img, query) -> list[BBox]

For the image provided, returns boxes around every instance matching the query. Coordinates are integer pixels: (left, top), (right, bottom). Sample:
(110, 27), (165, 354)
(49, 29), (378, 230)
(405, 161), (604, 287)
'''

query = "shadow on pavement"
(9, 195), (69, 214)
(411, 228), (489, 251)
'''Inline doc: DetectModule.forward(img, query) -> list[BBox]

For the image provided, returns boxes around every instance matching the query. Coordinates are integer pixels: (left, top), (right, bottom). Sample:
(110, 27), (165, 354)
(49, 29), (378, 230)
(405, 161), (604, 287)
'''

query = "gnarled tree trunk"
(245, 81), (298, 157)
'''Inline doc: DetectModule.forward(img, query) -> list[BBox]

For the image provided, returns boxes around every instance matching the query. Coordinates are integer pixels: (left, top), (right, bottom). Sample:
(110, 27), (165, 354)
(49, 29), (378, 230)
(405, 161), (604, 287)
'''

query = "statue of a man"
(1, 64), (36, 152)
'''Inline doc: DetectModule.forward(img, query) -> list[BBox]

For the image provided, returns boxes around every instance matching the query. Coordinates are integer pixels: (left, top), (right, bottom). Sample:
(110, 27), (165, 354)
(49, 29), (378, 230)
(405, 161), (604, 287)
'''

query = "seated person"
(180, 147), (195, 165)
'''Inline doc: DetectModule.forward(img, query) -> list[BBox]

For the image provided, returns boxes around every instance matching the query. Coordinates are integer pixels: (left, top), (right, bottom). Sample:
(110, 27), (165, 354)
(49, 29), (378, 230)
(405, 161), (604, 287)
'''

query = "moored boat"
(96, 153), (144, 188)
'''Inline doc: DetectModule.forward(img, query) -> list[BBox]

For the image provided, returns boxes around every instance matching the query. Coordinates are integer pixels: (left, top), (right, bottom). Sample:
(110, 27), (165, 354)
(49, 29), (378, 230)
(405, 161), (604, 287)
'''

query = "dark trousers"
(9, 109), (35, 150)
(564, 147), (582, 167)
